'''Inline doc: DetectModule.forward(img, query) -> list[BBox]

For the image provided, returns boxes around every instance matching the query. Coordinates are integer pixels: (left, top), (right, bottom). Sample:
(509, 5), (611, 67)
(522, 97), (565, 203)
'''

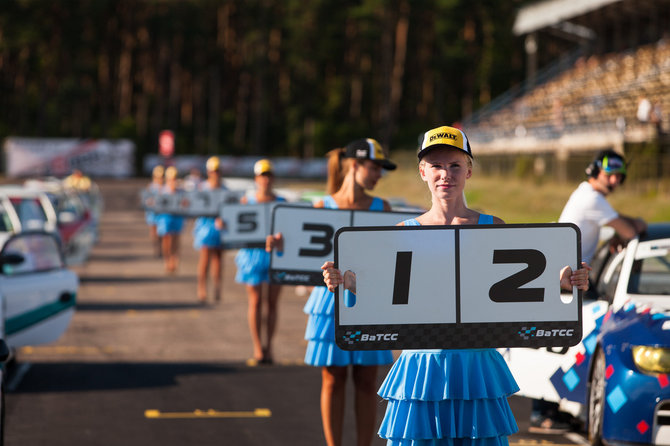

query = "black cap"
(344, 138), (396, 170)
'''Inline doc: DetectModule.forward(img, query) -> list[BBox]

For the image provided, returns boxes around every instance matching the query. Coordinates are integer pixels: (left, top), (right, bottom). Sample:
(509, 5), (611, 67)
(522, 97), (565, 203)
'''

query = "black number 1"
(489, 249), (546, 303)
(392, 251), (412, 305)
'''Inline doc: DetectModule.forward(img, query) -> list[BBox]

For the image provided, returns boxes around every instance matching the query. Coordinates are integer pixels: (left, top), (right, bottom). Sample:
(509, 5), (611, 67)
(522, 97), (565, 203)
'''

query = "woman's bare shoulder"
(491, 215), (505, 224)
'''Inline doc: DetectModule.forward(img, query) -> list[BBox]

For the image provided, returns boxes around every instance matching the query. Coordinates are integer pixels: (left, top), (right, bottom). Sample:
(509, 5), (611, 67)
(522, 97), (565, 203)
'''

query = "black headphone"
(585, 150), (627, 184)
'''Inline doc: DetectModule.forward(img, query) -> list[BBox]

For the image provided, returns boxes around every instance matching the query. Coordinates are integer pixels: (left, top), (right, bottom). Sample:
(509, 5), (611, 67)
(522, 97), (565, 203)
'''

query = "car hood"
(603, 301), (670, 348)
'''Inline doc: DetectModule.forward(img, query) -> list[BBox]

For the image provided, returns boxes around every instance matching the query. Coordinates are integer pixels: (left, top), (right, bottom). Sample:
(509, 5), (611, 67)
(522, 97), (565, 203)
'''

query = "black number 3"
(299, 223), (334, 257)
(489, 249), (546, 303)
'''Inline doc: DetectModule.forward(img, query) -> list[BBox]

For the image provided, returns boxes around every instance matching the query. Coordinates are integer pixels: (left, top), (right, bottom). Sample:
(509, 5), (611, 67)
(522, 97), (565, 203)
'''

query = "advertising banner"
(4, 138), (135, 178)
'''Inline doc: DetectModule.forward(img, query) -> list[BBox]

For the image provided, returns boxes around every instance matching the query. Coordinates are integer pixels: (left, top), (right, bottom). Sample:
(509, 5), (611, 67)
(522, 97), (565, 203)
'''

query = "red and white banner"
(3, 137), (135, 178)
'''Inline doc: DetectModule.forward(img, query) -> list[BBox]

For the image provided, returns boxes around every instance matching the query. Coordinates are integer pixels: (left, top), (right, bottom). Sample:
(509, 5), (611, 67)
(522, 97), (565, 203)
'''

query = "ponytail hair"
(325, 148), (348, 194)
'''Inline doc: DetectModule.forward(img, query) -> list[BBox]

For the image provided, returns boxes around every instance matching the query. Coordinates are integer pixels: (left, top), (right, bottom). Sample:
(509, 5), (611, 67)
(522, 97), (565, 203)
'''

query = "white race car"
(0, 230), (78, 443)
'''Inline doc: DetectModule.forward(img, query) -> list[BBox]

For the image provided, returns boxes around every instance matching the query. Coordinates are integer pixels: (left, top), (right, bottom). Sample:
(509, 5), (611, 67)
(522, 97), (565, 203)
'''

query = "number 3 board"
(334, 223), (582, 350)
(269, 205), (421, 285)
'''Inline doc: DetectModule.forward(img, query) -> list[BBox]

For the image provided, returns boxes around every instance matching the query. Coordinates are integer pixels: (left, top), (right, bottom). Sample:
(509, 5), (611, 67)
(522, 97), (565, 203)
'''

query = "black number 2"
(489, 249), (546, 303)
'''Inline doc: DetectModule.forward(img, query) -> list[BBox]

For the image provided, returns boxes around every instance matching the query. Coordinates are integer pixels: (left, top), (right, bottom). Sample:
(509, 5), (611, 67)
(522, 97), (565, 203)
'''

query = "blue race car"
(503, 223), (670, 445)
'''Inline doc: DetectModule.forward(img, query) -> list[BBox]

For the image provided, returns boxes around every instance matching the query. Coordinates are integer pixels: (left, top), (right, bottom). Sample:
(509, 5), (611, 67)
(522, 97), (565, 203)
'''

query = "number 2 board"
(334, 224), (582, 350)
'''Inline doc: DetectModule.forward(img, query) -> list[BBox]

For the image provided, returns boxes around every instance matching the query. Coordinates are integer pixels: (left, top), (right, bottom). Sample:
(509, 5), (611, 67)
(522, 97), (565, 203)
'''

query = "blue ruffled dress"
(377, 216), (519, 446)
(155, 186), (185, 236)
(192, 183), (228, 250)
(234, 195), (286, 285)
(303, 196), (394, 367)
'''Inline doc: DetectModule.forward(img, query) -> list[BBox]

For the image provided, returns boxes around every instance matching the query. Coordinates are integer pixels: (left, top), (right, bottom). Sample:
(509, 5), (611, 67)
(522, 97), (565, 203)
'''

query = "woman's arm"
(322, 261), (356, 293)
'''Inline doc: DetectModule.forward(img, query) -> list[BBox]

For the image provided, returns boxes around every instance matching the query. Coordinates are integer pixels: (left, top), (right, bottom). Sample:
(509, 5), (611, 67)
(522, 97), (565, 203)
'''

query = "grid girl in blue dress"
(145, 165), (164, 257)
(234, 159), (285, 364)
(322, 126), (590, 445)
(155, 166), (184, 274)
(267, 138), (397, 446)
(193, 156), (227, 304)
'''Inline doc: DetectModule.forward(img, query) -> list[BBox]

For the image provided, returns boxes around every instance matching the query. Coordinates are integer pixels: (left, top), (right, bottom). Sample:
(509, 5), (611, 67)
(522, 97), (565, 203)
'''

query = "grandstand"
(463, 0), (670, 184)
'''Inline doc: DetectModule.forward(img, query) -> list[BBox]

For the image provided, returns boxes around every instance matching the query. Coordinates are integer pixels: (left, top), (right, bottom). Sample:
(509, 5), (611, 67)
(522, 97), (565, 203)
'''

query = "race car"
(0, 231), (78, 349)
(0, 230), (78, 443)
(0, 185), (59, 235)
(24, 179), (97, 265)
(502, 223), (670, 445)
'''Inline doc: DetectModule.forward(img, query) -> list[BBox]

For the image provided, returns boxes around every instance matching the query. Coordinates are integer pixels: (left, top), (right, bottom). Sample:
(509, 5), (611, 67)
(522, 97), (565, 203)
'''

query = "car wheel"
(588, 348), (606, 446)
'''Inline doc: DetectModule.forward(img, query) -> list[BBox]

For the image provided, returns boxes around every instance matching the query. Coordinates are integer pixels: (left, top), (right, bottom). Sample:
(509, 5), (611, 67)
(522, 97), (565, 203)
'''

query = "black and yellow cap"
(254, 159), (274, 176)
(417, 125), (473, 160)
(206, 156), (220, 172)
(344, 138), (396, 170)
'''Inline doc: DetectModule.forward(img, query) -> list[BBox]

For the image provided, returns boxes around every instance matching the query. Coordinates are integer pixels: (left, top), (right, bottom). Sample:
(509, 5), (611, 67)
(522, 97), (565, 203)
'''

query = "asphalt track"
(4, 179), (589, 446)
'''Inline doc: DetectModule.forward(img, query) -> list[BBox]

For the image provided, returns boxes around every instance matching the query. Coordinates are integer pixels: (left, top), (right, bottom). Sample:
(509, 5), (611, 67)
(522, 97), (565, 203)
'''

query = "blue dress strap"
(369, 197), (384, 211)
(320, 196), (382, 211)
(321, 195), (337, 209)
(478, 213), (494, 224)
(404, 215), (492, 226)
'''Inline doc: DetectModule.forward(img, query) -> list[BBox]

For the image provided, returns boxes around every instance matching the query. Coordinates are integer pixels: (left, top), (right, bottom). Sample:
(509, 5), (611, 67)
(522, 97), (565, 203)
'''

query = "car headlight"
(632, 346), (670, 374)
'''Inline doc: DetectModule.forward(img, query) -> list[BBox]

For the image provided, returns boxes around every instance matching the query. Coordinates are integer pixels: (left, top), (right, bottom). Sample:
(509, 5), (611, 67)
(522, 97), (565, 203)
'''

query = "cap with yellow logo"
(254, 159), (274, 176)
(206, 156), (221, 172)
(417, 125), (473, 160)
(152, 165), (165, 178)
(343, 138), (396, 170)
(165, 166), (179, 180)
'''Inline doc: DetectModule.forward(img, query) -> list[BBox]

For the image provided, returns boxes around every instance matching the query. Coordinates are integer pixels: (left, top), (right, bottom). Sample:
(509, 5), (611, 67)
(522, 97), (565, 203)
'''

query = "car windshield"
(10, 197), (48, 230)
(628, 238), (670, 296)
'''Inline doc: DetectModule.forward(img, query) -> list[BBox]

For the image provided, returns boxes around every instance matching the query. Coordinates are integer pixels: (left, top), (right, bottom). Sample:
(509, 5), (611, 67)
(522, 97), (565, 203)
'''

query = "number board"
(269, 205), (421, 285)
(140, 189), (157, 211)
(334, 224), (583, 350)
(142, 189), (243, 217)
(220, 203), (276, 249)
(220, 202), (309, 249)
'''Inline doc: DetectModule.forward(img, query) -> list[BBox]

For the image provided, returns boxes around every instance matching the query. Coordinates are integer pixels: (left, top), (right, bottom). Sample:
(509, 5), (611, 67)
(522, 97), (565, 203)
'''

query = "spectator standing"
(637, 96), (652, 123)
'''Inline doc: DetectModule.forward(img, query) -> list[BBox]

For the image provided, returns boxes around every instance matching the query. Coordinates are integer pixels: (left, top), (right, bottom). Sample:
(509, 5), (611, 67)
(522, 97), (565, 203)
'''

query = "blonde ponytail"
(325, 148), (346, 194)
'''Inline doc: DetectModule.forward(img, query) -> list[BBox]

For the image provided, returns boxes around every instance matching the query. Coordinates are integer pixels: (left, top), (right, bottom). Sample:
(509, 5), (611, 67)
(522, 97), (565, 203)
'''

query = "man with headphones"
(529, 150), (647, 433)
(559, 149), (646, 265)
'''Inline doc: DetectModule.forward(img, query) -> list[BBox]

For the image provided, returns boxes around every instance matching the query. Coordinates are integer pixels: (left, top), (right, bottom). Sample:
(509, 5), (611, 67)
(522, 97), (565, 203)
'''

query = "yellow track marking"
(144, 408), (271, 419)
(19, 345), (118, 355)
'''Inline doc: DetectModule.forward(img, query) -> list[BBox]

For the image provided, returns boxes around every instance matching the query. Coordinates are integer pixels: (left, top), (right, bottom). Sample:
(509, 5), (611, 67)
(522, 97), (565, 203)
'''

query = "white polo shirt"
(558, 181), (618, 263)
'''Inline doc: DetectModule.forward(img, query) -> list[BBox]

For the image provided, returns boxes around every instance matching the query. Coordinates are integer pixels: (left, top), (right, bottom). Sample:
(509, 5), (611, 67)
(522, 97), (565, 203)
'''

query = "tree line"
(0, 0), (527, 162)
